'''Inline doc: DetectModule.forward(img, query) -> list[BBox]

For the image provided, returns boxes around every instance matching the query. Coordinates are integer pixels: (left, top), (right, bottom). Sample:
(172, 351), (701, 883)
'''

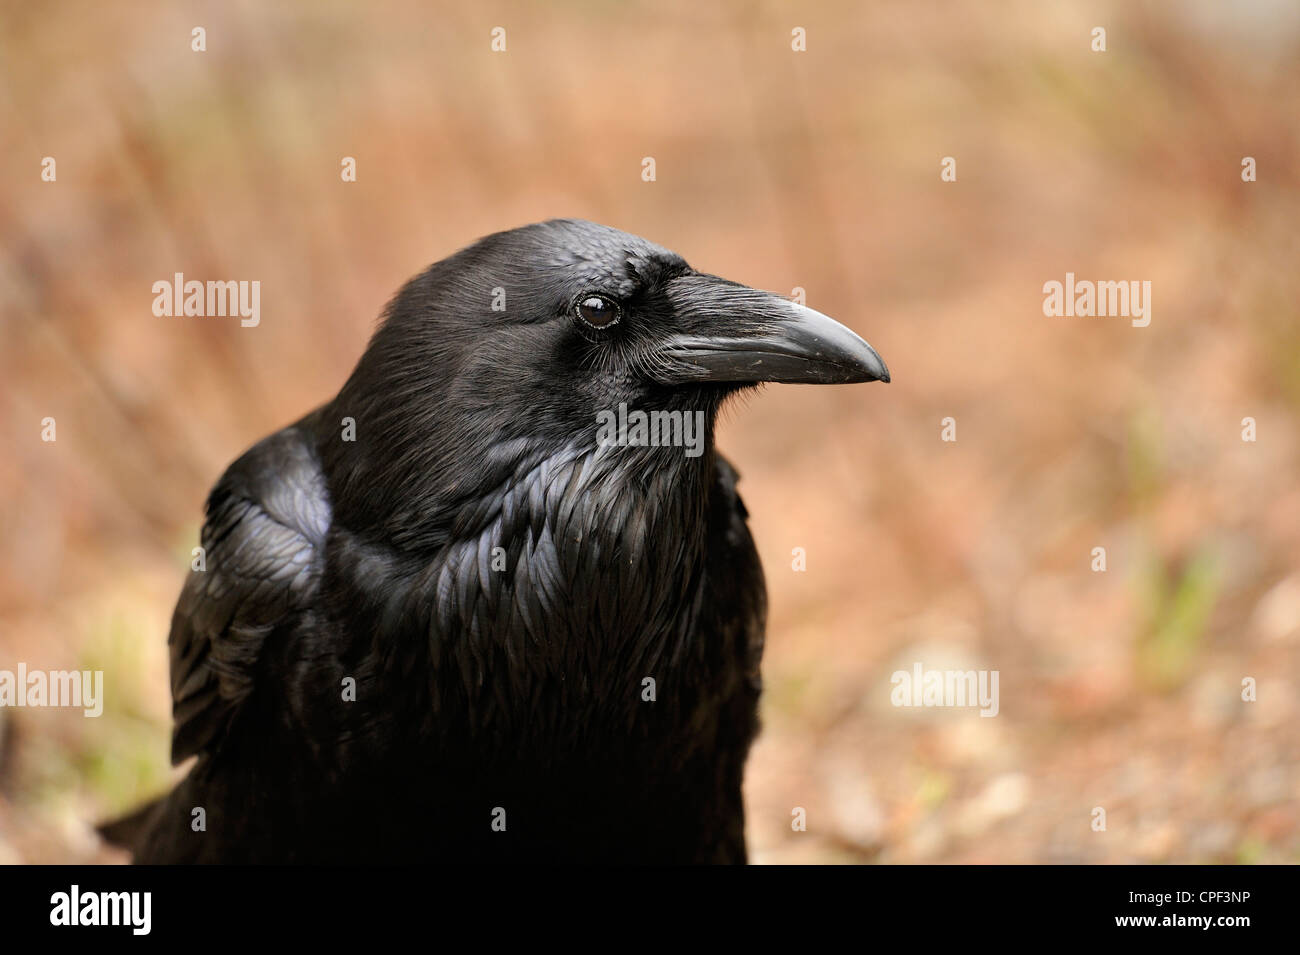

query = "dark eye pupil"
(577, 296), (617, 327)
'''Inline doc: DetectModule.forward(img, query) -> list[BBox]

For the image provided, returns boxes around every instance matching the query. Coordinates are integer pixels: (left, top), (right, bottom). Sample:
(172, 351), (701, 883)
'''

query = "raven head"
(325, 219), (888, 549)
(441, 218), (890, 403)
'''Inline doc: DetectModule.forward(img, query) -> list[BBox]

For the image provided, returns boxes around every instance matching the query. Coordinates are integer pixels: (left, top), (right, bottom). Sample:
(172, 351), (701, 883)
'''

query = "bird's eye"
(576, 295), (620, 328)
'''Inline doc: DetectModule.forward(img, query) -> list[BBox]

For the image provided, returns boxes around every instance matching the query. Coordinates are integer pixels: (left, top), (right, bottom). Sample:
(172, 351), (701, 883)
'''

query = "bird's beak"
(658, 273), (889, 385)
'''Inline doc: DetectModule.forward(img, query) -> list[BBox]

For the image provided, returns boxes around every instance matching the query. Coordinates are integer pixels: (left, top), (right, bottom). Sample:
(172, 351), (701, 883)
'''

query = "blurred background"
(2, 0), (1298, 863)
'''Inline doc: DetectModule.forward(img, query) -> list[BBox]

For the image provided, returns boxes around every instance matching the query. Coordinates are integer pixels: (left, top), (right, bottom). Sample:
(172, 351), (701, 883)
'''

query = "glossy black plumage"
(104, 220), (887, 863)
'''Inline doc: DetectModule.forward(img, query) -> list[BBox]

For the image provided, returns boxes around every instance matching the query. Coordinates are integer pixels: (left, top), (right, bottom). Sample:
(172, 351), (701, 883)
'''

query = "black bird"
(102, 219), (888, 863)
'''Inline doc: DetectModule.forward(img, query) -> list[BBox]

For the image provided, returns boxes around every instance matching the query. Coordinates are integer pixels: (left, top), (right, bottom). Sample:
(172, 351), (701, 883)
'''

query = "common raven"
(103, 219), (889, 863)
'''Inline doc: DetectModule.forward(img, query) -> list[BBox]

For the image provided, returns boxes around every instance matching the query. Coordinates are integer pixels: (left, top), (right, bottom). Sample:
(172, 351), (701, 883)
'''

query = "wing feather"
(168, 423), (330, 764)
